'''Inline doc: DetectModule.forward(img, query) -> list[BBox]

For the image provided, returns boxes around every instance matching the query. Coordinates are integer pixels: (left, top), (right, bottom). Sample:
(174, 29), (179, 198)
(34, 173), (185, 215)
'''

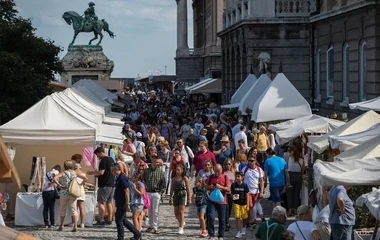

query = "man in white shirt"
(232, 119), (244, 137)
(176, 138), (194, 175)
(242, 155), (265, 230)
(287, 205), (320, 240)
(134, 132), (146, 156)
(234, 125), (248, 149)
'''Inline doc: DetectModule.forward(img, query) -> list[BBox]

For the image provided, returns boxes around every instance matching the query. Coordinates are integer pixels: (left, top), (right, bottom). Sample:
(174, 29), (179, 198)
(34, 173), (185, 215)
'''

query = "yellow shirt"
(256, 133), (268, 152)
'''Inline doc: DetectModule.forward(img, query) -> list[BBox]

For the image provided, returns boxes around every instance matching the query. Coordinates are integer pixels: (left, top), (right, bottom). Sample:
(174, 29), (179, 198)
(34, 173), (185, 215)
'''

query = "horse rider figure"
(81, 2), (97, 31)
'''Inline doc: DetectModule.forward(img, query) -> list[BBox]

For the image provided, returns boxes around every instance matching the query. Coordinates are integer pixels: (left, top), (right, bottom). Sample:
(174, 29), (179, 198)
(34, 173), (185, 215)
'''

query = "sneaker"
(178, 227), (184, 235)
(144, 218), (149, 226)
(80, 223), (85, 228)
(201, 230), (208, 237)
(105, 220), (112, 225)
(93, 221), (105, 227)
(241, 227), (246, 235)
(235, 231), (243, 238)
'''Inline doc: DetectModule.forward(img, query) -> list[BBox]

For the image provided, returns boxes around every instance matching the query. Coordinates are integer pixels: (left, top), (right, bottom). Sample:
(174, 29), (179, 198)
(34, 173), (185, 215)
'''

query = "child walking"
(193, 176), (208, 237)
(169, 164), (191, 235)
(231, 171), (249, 238)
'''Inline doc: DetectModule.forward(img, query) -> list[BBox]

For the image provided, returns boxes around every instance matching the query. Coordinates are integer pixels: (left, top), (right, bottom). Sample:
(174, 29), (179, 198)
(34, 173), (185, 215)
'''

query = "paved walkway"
(11, 195), (276, 240)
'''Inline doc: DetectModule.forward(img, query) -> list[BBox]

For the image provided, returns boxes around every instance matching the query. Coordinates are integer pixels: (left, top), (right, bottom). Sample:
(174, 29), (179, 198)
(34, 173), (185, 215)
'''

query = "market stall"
(222, 74), (257, 109)
(15, 192), (96, 226)
(239, 74), (271, 115)
(349, 96), (380, 112)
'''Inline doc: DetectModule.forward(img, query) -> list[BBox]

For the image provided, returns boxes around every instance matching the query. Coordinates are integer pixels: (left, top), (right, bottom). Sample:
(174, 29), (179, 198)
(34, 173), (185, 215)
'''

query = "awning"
(189, 79), (222, 94)
(185, 78), (213, 92)
(349, 96), (380, 111)
(221, 103), (240, 109)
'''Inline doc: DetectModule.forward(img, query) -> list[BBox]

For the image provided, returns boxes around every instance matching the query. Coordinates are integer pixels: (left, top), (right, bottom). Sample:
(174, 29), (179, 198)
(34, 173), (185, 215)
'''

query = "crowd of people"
(39, 87), (356, 240)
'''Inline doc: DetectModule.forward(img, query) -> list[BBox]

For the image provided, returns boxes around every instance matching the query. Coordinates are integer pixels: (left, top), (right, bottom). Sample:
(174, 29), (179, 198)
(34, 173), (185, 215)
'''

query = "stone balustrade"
(275, 0), (316, 17)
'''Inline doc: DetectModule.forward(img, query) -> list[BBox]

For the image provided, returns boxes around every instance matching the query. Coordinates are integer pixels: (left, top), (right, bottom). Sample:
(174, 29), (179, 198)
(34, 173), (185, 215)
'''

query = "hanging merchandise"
(82, 147), (94, 167)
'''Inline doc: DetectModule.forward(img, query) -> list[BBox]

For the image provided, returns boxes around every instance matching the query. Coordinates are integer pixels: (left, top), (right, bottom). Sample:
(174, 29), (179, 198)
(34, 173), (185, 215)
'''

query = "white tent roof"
(189, 79), (221, 94)
(185, 79), (213, 92)
(73, 80), (116, 103)
(74, 86), (112, 113)
(63, 88), (105, 116)
(313, 158), (380, 186)
(222, 74), (257, 109)
(308, 110), (380, 154)
(329, 123), (380, 151)
(349, 96), (380, 111)
(97, 124), (123, 146)
(356, 189), (380, 220)
(251, 73), (312, 122)
(0, 96), (95, 144)
(334, 134), (380, 162)
(269, 114), (315, 132)
(272, 115), (345, 145)
(239, 74), (271, 114)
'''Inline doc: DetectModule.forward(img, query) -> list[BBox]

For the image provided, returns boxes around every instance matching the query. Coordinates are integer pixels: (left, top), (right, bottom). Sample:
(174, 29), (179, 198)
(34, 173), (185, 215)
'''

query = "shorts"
(60, 196), (77, 217)
(234, 204), (248, 220)
(131, 204), (144, 213)
(197, 205), (207, 213)
(97, 187), (114, 204)
(173, 192), (187, 207)
(269, 186), (284, 203)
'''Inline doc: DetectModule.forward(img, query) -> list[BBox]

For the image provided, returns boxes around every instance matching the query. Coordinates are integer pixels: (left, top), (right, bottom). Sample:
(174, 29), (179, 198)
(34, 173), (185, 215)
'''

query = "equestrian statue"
(63, 2), (115, 46)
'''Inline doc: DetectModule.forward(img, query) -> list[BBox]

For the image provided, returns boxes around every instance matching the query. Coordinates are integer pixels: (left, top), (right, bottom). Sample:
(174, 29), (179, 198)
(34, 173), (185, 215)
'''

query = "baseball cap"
(272, 206), (287, 218)
(297, 205), (310, 218)
(136, 132), (142, 138)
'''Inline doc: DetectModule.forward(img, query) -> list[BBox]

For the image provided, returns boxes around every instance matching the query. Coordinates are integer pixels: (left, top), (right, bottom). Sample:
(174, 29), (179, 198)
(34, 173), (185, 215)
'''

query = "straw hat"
(221, 136), (230, 142)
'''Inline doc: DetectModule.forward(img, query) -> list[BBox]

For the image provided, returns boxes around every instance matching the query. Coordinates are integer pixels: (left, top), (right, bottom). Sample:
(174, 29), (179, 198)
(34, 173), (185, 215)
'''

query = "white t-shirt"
(287, 157), (307, 172)
(242, 166), (264, 194)
(134, 141), (146, 155)
(43, 169), (59, 192)
(287, 221), (317, 240)
(314, 206), (330, 224)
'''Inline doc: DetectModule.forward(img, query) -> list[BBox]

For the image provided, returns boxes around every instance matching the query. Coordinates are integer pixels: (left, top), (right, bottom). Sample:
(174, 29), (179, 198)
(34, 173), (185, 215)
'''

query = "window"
(359, 40), (367, 101)
(315, 48), (321, 102)
(238, 6), (242, 21)
(341, 43), (349, 105)
(244, 2), (249, 18)
(326, 45), (334, 103)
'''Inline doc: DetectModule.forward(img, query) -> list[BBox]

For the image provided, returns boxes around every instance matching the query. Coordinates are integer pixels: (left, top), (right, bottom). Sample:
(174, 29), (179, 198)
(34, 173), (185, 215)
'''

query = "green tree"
(0, 0), (63, 124)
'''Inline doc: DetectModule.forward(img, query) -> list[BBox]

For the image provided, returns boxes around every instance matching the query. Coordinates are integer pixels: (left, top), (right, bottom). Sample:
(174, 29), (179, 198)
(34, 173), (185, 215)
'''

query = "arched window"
(342, 42), (349, 104)
(315, 48), (321, 102)
(326, 45), (334, 102)
(359, 40), (367, 101)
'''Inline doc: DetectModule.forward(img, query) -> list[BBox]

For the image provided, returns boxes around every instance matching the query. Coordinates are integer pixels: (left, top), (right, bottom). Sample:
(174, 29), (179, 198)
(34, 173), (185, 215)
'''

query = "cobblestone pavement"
(10, 195), (281, 240)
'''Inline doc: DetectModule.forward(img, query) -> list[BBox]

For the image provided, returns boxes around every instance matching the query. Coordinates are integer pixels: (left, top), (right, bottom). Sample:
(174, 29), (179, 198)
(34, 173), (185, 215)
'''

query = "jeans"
(207, 202), (226, 238)
(42, 190), (56, 226)
(225, 194), (233, 227)
(115, 204), (141, 240)
(331, 224), (353, 240)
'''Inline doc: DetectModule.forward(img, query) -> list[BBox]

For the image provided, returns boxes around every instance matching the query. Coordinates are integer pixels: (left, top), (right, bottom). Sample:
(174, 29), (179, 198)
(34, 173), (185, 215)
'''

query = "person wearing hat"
(134, 132), (146, 157)
(255, 206), (287, 240)
(287, 205), (320, 240)
(213, 136), (234, 166)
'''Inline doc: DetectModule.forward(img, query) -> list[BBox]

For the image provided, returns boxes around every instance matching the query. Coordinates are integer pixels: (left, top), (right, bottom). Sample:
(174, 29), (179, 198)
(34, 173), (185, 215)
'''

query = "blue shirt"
(328, 186), (355, 225)
(216, 147), (234, 165)
(264, 156), (287, 188)
(130, 181), (144, 206)
(114, 173), (131, 206)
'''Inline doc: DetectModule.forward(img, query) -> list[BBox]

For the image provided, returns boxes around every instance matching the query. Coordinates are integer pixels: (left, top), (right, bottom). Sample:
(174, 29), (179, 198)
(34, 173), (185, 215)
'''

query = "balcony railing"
(275, 0), (316, 17)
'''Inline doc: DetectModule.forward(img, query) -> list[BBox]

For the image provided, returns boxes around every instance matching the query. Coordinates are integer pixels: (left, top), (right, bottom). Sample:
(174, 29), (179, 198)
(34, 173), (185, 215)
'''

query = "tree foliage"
(0, 0), (63, 124)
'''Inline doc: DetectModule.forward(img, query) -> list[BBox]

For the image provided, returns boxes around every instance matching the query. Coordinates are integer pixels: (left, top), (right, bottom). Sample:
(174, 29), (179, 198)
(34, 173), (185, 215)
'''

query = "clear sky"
(14, 0), (194, 78)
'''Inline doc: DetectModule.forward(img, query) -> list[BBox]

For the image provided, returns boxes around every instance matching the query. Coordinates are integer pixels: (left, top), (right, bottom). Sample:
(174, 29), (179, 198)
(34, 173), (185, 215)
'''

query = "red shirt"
(193, 150), (216, 174)
(207, 173), (230, 205)
(170, 157), (185, 171)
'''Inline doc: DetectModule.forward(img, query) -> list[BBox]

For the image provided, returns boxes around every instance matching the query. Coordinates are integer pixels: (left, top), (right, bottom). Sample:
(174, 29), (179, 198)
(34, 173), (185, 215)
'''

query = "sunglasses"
(225, 163), (231, 165)
(248, 160), (255, 162)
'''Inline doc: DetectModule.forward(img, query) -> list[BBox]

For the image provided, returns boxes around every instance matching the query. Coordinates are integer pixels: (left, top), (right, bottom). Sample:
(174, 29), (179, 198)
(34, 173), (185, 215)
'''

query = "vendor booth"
(251, 73), (312, 122)
(308, 110), (380, 154)
(356, 189), (380, 240)
(222, 74), (257, 109)
(239, 74), (271, 115)
(349, 96), (380, 111)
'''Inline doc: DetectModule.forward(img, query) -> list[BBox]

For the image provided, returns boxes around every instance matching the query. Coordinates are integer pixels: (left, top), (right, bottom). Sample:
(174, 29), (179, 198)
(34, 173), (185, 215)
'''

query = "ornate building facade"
(175, 0), (224, 86)
(220, 0), (378, 118)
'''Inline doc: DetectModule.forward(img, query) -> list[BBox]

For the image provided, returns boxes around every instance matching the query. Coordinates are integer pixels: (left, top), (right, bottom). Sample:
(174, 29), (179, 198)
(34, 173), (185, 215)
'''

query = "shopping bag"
(209, 189), (224, 203)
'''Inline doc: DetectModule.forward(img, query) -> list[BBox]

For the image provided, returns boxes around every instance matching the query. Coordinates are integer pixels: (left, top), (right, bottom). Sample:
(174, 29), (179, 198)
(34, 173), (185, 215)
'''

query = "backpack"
(243, 166), (267, 189)
(64, 172), (82, 198)
(194, 188), (207, 207)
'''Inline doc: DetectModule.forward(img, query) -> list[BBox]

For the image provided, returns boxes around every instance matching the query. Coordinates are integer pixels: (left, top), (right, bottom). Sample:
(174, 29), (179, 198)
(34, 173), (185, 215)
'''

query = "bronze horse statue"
(62, 11), (115, 46)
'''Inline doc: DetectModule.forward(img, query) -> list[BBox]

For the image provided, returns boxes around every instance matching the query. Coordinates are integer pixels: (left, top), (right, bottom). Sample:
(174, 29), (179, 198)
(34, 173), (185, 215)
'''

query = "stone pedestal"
(61, 45), (114, 86)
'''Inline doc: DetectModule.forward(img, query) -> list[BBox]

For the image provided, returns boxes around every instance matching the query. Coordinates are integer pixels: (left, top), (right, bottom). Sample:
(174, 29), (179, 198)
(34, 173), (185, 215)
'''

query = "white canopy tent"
(251, 73), (312, 122)
(356, 189), (380, 220)
(188, 79), (222, 94)
(75, 86), (112, 113)
(269, 114), (315, 132)
(73, 80), (117, 104)
(308, 110), (380, 154)
(0, 96), (95, 144)
(334, 134), (380, 162)
(222, 74), (257, 109)
(349, 96), (380, 111)
(185, 78), (213, 93)
(239, 74), (271, 114)
(329, 123), (380, 151)
(271, 115), (345, 145)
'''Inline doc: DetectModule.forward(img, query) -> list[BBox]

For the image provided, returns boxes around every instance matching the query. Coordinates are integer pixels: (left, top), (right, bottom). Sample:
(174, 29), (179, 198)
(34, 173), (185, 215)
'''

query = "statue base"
(60, 45), (114, 86)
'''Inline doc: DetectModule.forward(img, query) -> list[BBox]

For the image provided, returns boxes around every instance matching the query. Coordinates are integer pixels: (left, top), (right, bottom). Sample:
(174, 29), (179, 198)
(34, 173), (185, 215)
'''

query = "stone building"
(175, 0), (224, 87)
(219, 0), (377, 118)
